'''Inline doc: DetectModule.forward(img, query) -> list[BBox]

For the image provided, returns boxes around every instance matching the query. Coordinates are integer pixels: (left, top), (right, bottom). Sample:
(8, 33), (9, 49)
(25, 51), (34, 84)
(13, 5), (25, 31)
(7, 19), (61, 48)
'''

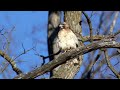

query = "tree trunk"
(47, 11), (61, 77)
(51, 11), (84, 79)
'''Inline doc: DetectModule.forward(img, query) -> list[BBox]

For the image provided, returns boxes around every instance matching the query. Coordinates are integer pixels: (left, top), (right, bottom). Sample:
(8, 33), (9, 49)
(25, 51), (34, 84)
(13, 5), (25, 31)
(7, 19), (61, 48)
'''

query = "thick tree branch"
(35, 34), (118, 61)
(104, 50), (120, 79)
(79, 30), (120, 42)
(81, 35), (114, 42)
(14, 39), (120, 79)
(0, 50), (22, 75)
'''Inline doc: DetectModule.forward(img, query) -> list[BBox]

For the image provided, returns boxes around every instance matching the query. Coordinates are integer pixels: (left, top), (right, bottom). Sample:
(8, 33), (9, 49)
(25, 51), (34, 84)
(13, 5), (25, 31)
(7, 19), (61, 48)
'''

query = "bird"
(57, 22), (79, 52)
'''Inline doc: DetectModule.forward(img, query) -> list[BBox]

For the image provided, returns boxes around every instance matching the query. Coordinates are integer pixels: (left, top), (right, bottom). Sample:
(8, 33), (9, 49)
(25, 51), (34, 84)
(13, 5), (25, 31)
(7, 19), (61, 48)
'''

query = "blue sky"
(0, 11), (49, 78)
(0, 11), (119, 79)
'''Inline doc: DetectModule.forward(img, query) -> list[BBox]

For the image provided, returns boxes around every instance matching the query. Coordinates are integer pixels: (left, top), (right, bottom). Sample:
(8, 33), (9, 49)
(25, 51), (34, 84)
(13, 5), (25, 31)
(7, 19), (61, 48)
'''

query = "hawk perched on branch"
(57, 22), (79, 52)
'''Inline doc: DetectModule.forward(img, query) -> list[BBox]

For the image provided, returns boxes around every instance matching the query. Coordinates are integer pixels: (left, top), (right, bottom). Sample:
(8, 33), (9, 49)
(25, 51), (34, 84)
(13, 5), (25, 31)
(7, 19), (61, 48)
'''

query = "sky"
(0, 11), (120, 79)
(0, 11), (49, 78)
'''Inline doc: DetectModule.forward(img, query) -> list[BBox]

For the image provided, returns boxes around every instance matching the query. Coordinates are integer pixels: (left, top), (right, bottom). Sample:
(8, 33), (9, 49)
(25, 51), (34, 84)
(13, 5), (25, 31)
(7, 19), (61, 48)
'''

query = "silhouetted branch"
(34, 48), (60, 66)
(13, 43), (34, 60)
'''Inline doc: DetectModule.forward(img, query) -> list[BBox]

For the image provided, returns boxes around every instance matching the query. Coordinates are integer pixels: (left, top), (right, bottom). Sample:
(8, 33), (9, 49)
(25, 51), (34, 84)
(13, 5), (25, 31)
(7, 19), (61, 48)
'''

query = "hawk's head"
(59, 22), (69, 29)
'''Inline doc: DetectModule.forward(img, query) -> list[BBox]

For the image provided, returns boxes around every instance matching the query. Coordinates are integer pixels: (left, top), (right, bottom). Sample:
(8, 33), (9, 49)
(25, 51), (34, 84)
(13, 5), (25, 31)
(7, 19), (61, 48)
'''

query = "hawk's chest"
(58, 29), (70, 39)
(58, 29), (78, 49)
(58, 29), (75, 45)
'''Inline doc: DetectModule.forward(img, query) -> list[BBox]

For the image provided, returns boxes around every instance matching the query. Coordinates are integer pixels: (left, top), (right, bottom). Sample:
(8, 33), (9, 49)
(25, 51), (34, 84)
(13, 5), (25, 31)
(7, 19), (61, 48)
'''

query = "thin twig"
(97, 12), (104, 35)
(13, 44), (34, 60)
(1, 33), (10, 53)
(0, 62), (9, 73)
(0, 28), (4, 33)
(109, 74), (117, 78)
(34, 52), (46, 66)
(0, 26), (15, 53)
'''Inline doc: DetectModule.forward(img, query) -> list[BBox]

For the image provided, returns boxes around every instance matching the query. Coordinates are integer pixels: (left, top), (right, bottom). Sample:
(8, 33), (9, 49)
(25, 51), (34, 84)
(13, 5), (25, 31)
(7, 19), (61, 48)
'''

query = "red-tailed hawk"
(57, 22), (79, 52)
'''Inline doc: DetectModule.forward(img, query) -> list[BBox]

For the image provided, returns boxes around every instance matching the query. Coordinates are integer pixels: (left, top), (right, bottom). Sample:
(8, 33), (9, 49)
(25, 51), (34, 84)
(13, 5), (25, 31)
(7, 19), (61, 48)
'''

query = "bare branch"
(1, 33), (10, 52)
(14, 40), (120, 79)
(13, 44), (34, 60)
(79, 29), (120, 42)
(97, 12), (104, 35)
(109, 11), (119, 34)
(81, 51), (102, 79)
(33, 48), (60, 66)
(0, 26), (15, 53)
(104, 50), (120, 79)
(0, 28), (4, 33)
(117, 49), (120, 54)
(0, 50), (22, 75)
(114, 30), (120, 36)
(0, 62), (9, 73)
(82, 11), (93, 42)
(91, 51), (120, 78)
(80, 35), (114, 42)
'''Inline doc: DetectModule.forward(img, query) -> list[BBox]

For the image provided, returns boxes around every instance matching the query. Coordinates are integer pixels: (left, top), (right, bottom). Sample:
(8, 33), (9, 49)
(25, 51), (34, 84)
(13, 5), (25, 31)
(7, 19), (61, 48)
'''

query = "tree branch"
(13, 44), (34, 60)
(81, 35), (114, 42)
(104, 50), (120, 79)
(81, 51), (102, 79)
(79, 29), (120, 42)
(82, 11), (93, 42)
(0, 50), (22, 75)
(14, 39), (120, 79)
(91, 51), (120, 78)
(109, 11), (119, 34)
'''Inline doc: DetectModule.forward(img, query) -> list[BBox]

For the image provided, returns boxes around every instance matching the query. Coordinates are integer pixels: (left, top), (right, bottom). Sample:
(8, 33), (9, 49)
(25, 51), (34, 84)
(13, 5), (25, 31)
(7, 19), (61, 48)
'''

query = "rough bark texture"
(47, 11), (61, 76)
(48, 11), (61, 58)
(52, 11), (84, 79)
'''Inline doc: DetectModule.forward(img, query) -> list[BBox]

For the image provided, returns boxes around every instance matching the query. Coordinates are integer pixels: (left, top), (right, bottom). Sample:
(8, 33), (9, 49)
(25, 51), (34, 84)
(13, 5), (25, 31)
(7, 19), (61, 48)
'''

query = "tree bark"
(47, 11), (61, 77)
(51, 11), (84, 79)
